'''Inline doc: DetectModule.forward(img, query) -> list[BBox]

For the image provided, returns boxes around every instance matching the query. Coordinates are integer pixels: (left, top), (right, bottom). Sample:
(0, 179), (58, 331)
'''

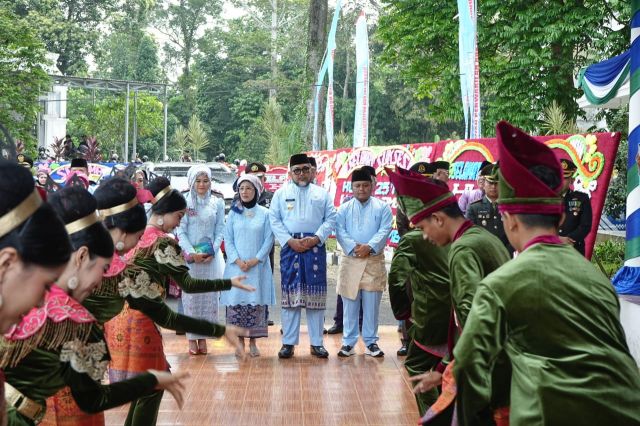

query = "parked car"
(145, 161), (237, 212)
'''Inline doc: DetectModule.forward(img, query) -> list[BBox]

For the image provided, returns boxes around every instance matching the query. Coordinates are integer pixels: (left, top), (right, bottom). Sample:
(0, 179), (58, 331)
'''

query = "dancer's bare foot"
(249, 338), (260, 357)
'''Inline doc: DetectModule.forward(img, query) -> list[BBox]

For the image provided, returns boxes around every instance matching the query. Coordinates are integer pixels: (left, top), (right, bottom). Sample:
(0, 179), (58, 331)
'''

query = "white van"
(146, 161), (236, 212)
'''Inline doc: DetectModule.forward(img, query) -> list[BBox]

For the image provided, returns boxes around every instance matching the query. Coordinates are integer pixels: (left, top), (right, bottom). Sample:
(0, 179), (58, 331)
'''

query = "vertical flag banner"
(313, 0), (342, 151)
(612, 1), (640, 293)
(325, 0), (342, 150)
(457, 0), (481, 139)
(353, 11), (370, 148)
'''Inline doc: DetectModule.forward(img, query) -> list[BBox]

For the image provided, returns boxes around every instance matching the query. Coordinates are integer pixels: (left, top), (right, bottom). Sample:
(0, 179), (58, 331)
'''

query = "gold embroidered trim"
(59, 339), (109, 382)
(0, 321), (93, 369)
(154, 244), (186, 267)
(117, 271), (164, 299)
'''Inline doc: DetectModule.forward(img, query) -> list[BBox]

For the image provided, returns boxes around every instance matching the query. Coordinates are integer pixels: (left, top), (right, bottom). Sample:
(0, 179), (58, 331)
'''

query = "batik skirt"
(104, 303), (168, 383)
(225, 305), (268, 338)
(41, 387), (104, 426)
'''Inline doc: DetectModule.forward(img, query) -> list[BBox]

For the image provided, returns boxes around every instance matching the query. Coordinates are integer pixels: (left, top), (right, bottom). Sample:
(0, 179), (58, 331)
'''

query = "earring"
(67, 276), (79, 290)
(157, 217), (164, 226)
(115, 241), (125, 252)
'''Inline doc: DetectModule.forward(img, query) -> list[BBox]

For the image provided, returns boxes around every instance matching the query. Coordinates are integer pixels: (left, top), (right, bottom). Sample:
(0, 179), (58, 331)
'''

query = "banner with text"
(262, 133), (619, 258)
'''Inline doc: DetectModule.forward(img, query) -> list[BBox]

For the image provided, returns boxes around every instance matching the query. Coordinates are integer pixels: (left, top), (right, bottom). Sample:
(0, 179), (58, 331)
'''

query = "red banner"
(258, 133), (619, 258)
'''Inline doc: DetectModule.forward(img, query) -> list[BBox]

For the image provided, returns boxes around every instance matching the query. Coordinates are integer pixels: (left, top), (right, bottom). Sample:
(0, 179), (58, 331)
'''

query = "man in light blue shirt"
(270, 153), (336, 359)
(335, 167), (392, 357)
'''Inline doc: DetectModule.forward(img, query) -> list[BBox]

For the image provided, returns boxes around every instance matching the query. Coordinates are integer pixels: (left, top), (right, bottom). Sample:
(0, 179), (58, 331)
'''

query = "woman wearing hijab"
(176, 165), (226, 355)
(220, 174), (275, 357)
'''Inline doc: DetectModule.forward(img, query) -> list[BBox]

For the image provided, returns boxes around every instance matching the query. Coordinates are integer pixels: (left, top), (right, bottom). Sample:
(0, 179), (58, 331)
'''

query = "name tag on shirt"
(286, 198), (295, 210)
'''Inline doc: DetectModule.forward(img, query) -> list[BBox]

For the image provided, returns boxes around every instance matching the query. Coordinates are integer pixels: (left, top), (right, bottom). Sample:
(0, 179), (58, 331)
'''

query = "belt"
(5, 382), (45, 424)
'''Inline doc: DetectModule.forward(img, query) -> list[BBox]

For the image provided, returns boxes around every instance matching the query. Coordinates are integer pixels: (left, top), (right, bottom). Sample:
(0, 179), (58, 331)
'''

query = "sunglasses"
(291, 166), (311, 175)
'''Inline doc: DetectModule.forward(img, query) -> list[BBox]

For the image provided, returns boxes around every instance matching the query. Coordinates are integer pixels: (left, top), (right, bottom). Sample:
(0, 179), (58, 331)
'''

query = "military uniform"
(466, 196), (512, 251)
(558, 190), (592, 256)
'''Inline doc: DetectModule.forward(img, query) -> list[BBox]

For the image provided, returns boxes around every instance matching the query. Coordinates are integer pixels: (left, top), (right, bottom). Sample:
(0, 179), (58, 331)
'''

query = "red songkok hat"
(496, 121), (563, 215)
(386, 166), (457, 225)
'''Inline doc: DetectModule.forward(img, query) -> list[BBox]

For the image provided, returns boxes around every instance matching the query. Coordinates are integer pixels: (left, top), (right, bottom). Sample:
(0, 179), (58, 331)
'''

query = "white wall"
(37, 84), (68, 150)
(619, 297), (640, 366)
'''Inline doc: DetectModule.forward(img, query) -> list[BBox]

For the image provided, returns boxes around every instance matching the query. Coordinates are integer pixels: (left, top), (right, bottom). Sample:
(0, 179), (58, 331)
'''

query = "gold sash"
(336, 253), (386, 300)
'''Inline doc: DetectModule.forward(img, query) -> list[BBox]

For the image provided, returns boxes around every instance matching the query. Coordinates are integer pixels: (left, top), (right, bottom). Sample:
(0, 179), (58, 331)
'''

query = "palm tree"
(541, 101), (579, 135)
(172, 125), (189, 160)
(187, 116), (209, 161)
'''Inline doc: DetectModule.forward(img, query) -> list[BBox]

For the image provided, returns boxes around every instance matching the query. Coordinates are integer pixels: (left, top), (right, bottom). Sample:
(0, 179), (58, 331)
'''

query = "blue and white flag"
(313, 0), (342, 151)
(353, 11), (369, 148)
(457, 0), (481, 139)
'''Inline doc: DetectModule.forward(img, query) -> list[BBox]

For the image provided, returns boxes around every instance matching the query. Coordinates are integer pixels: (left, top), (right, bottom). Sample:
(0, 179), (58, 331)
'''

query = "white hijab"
(187, 164), (212, 206)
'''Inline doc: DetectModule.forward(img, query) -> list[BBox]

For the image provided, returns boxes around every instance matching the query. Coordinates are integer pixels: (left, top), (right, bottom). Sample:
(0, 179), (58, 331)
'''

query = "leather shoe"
(310, 345), (329, 358)
(327, 324), (343, 334)
(278, 344), (294, 359)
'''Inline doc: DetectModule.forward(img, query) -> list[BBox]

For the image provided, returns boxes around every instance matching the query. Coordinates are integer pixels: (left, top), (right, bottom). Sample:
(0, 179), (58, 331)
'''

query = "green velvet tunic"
(4, 326), (158, 426)
(83, 237), (232, 338)
(389, 229), (452, 414)
(449, 225), (510, 329)
(454, 242), (640, 426)
(388, 230), (451, 347)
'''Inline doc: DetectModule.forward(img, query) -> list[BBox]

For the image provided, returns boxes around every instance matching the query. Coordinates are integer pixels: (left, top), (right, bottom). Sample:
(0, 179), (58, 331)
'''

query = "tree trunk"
(340, 50), (350, 134)
(270, 0), (278, 100)
(303, 0), (328, 148)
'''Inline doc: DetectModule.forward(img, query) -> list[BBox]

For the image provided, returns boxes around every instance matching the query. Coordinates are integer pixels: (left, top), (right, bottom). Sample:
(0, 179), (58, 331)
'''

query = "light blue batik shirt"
(269, 182), (336, 246)
(335, 196), (393, 256)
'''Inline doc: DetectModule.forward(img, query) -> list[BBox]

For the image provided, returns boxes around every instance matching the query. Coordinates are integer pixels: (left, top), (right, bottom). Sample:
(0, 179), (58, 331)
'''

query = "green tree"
(541, 101), (579, 135)
(67, 91), (164, 157)
(0, 7), (50, 148)
(97, 32), (161, 82)
(171, 125), (189, 159)
(10, 0), (114, 75)
(377, 0), (630, 133)
(597, 106), (628, 218)
(155, 0), (222, 120)
(187, 115), (209, 160)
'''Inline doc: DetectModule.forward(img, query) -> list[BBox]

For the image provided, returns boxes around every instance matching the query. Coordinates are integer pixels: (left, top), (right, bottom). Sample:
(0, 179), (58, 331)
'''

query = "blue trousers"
(282, 307), (325, 346)
(342, 290), (382, 347)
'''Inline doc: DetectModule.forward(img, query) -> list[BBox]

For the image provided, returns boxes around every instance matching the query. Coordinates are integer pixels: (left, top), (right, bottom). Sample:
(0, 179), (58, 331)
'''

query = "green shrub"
(592, 239), (625, 278)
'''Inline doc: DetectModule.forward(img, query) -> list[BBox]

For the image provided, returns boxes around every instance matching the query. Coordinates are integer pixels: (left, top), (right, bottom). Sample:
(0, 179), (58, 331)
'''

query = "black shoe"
(278, 344), (294, 359)
(397, 345), (408, 356)
(365, 343), (384, 358)
(327, 324), (343, 334)
(323, 328), (328, 335)
(268, 320), (274, 326)
(310, 345), (329, 358)
(337, 345), (355, 357)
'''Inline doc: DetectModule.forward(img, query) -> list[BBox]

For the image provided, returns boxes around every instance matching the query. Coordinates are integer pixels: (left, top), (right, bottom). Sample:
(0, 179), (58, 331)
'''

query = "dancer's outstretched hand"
(224, 325), (248, 360)
(149, 369), (190, 408)
(231, 275), (255, 292)
(408, 371), (442, 394)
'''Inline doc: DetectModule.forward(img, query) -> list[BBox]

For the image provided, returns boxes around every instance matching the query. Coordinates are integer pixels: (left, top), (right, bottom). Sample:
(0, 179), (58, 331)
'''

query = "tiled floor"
(105, 325), (420, 425)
